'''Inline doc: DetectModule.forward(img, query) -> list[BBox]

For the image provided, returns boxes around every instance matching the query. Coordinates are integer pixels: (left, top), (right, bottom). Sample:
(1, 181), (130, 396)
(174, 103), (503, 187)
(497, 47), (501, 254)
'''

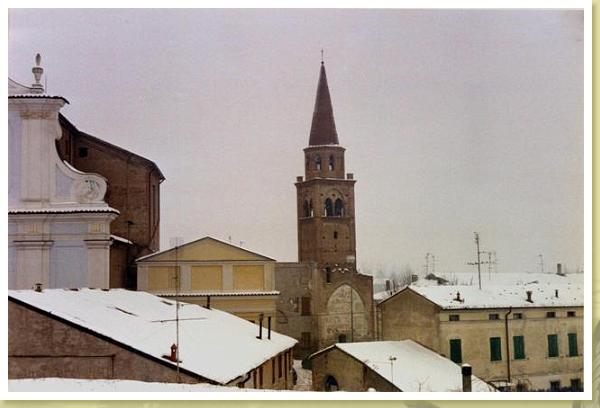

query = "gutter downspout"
(504, 307), (512, 389)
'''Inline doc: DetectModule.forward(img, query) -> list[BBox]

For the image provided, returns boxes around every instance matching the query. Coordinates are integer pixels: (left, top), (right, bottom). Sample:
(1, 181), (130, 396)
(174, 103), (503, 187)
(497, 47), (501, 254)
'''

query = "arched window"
(329, 155), (335, 171)
(324, 198), (333, 217)
(303, 200), (311, 217)
(309, 200), (314, 217)
(315, 155), (321, 171)
(324, 375), (339, 392)
(325, 266), (332, 283)
(334, 199), (344, 217)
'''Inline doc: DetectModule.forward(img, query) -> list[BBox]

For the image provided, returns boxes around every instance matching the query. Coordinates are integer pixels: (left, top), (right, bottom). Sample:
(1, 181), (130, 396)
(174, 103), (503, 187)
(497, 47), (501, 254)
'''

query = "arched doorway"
(324, 375), (339, 391)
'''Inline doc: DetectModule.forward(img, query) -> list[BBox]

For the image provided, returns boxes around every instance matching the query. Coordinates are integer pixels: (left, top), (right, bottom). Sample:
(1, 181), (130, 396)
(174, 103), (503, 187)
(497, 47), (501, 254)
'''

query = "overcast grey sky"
(8, 8), (584, 276)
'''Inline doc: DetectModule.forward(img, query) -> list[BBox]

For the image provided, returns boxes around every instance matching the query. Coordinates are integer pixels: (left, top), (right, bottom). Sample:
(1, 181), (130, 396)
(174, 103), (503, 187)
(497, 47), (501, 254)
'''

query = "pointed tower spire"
(308, 62), (339, 146)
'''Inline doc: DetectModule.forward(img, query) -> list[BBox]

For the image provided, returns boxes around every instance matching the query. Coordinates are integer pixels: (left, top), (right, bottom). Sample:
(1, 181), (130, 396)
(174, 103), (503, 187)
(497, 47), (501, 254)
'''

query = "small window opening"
(315, 155), (321, 171)
(78, 147), (88, 158)
(324, 198), (333, 217)
(329, 155), (335, 171)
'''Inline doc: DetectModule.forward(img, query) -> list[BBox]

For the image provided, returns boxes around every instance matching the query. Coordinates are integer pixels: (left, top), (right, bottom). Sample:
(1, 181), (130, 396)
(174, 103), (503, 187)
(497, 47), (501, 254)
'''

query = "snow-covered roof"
(110, 235), (133, 245)
(9, 207), (120, 215)
(9, 289), (297, 385)
(155, 291), (279, 297)
(9, 378), (268, 392)
(413, 272), (583, 287)
(313, 340), (495, 392)
(392, 284), (583, 310)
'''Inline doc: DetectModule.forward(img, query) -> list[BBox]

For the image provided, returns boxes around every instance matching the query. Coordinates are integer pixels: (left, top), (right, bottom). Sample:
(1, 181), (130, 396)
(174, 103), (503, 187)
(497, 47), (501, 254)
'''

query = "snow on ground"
(8, 378), (263, 392)
(292, 360), (312, 391)
(333, 341), (495, 392)
(9, 289), (297, 385)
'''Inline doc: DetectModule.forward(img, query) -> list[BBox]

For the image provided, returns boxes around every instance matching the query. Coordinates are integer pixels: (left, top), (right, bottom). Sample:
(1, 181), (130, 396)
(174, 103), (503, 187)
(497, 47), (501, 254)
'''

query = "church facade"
(275, 62), (374, 358)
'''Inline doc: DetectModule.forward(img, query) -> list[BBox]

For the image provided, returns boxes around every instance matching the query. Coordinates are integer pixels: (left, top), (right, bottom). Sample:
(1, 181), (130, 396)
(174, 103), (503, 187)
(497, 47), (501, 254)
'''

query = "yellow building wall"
(191, 265), (222, 291)
(147, 266), (179, 291)
(378, 290), (583, 391)
(233, 265), (265, 290)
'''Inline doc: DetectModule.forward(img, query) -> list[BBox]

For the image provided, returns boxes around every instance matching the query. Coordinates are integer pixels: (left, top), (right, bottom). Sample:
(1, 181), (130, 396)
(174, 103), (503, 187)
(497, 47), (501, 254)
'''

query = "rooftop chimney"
(34, 283), (42, 293)
(346, 173), (354, 180)
(455, 291), (462, 302)
(526, 290), (533, 303)
(205, 295), (211, 309)
(296, 176), (303, 182)
(557, 263), (563, 275)
(170, 343), (178, 362)
(461, 364), (472, 392)
(555, 289), (559, 298)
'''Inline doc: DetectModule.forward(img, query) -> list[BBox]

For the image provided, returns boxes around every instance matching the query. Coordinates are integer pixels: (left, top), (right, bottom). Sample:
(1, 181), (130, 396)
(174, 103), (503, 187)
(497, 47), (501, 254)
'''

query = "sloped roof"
(9, 289), (296, 385)
(136, 236), (276, 262)
(312, 340), (495, 392)
(382, 284), (583, 310)
(308, 63), (339, 146)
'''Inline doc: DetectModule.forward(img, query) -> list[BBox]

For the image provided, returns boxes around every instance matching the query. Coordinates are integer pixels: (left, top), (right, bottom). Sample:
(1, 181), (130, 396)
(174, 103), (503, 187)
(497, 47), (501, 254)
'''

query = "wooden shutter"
(547, 334), (559, 357)
(490, 337), (502, 361)
(568, 333), (578, 357)
(449, 339), (462, 364)
(513, 335), (525, 359)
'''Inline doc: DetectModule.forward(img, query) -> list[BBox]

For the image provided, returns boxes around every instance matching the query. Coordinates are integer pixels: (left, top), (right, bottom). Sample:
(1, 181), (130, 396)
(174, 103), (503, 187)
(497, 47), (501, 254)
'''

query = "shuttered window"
(449, 339), (462, 364)
(568, 333), (578, 357)
(547, 334), (559, 357)
(301, 297), (311, 316)
(490, 337), (502, 361)
(513, 335), (525, 360)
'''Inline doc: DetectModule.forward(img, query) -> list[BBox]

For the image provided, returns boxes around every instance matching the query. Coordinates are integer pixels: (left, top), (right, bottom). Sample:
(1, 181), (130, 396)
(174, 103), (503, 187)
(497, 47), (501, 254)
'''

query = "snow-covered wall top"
(9, 289), (297, 384)
(407, 284), (583, 310)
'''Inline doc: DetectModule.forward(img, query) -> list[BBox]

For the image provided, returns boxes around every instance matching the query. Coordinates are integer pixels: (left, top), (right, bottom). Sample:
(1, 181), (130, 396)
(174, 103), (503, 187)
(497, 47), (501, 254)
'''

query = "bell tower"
(296, 61), (357, 269)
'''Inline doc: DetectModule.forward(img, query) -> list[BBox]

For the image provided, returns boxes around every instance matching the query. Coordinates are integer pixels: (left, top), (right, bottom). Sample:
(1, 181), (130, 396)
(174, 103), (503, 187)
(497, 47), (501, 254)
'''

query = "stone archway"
(321, 284), (368, 344)
(324, 375), (339, 391)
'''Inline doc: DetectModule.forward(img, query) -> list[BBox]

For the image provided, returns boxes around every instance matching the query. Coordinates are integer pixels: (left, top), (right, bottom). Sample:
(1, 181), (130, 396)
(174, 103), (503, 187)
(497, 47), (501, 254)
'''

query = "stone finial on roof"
(308, 60), (339, 146)
(31, 53), (44, 94)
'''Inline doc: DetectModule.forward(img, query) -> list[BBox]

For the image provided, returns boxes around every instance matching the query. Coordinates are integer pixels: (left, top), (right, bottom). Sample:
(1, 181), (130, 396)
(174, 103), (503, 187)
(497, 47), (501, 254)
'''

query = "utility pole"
(467, 232), (489, 290)
(170, 236), (183, 383)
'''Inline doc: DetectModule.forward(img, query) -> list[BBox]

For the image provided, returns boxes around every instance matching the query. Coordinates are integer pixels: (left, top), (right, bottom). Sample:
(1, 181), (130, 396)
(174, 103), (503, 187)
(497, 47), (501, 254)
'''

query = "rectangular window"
(550, 380), (561, 392)
(567, 311), (576, 317)
(513, 335), (525, 360)
(547, 334), (559, 358)
(78, 146), (88, 158)
(259, 366), (263, 388)
(272, 359), (275, 384)
(570, 378), (582, 391)
(301, 332), (311, 348)
(489, 313), (499, 320)
(449, 339), (462, 364)
(568, 333), (578, 357)
(546, 311), (556, 318)
(490, 337), (502, 361)
(278, 354), (282, 378)
(513, 313), (523, 319)
(449, 314), (460, 321)
(301, 297), (311, 316)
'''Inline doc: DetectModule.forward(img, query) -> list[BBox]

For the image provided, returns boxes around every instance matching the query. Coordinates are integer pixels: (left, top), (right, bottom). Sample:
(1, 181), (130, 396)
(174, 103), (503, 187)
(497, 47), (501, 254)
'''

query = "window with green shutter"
(547, 334), (558, 357)
(568, 333), (578, 357)
(513, 335), (525, 359)
(449, 339), (462, 364)
(490, 337), (502, 361)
